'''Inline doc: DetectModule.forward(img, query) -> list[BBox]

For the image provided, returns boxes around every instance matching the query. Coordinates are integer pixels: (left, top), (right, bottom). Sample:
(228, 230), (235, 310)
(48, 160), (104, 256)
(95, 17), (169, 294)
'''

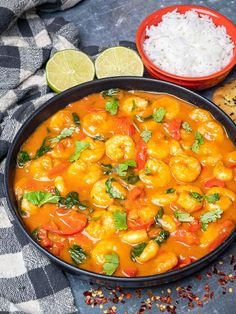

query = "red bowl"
(136, 5), (236, 90)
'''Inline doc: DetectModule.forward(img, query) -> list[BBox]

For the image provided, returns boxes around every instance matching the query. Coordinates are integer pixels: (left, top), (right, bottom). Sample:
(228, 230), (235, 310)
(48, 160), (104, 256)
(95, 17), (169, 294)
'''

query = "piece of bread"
(212, 80), (236, 123)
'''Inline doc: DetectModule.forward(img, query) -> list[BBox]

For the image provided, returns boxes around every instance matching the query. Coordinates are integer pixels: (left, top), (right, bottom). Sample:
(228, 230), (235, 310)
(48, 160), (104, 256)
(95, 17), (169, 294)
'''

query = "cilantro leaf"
(154, 230), (170, 246)
(131, 243), (147, 261)
(35, 138), (52, 159)
(24, 191), (60, 207)
(72, 112), (80, 126)
(105, 98), (119, 115)
(113, 210), (127, 230)
(105, 178), (125, 200)
(51, 127), (75, 143)
(182, 121), (192, 133)
(103, 253), (119, 275)
(189, 192), (204, 202)
(17, 151), (31, 167)
(200, 208), (223, 231)
(69, 245), (87, 265)
(205, 193), (220, 204)
(141, 130), (152, 143)
(69, 140), (90, 162)
(101, 88), (119, 98)
(191, 131), (204, 153)
(152, 107), (166, 123)
(58, 191), (87, 210)
(116, 160), (136, 177)
(174, 209), (194, 222)
(166, 188), (176, 194)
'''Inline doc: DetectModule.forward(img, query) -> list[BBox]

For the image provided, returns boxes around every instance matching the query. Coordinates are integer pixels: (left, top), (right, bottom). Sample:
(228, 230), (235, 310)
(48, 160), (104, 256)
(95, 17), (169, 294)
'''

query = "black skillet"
(4, 77), (236, 288)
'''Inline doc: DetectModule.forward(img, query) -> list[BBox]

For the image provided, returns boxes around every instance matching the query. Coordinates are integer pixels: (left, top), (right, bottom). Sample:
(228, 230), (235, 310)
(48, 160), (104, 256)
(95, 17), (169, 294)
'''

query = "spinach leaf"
(189, 192), (204, 202)
(141, 130), (152, 143)
(101, 163), (113, 175)
(131, 243), (147, 261)
(166, 188), (176, 194)
(103, 253), (119, 275)
(116, 160), (136, 177)
(32, 228), (41, 241)
(17, 151), (31, 167)
(59, 191), (87, 210)
(72, 112), (80, 126)
(69, 245), (87, 265)
(24, 191), (60, 207)
(101, 88), (119, 98)
(205, 193), (220, 204)
(35, 138), (52, 159)
(154, 230), (170, 246)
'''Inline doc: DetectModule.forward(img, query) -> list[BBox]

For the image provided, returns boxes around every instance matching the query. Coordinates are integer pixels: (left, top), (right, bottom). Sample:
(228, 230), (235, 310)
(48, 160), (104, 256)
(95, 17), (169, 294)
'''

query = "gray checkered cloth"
(0, 1), (83, 313)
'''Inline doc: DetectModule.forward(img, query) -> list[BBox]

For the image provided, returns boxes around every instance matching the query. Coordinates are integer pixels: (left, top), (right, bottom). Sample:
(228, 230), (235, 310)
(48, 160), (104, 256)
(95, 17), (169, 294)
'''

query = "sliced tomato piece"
(115, 116), (136, 136)
(51, 242), (64, 256)
(136, 139), (147, 170)
(48, 162), (69, 177)
(204, 178), (225, 188)
(171, 229), (200, 245)
(122, 267), (138, 277)
(164, 118), (182, 140)
(187, 219), (201, 233)
(209, 220), (235, 252)
(128, 218), (154, 230)
(44, 211), (87, 235)
(178, 255), (197, 268)
(38, 229), (53, 248)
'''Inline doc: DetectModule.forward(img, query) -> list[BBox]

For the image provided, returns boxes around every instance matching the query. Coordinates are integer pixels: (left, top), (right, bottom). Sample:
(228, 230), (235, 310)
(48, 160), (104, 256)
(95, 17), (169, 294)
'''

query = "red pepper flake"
(195, 274), (202, 281)
(204, 284), (210, 292)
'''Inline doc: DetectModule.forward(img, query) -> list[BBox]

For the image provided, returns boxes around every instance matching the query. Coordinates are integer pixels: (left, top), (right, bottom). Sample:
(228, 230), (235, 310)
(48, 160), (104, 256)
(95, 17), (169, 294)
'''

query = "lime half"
(95, 46), (144, 78)
(46, 50), (95, 93)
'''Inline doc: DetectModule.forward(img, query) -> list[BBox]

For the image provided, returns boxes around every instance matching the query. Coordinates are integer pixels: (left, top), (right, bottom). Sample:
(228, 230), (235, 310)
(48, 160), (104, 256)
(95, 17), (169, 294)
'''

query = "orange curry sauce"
(14, 89), (236, 277)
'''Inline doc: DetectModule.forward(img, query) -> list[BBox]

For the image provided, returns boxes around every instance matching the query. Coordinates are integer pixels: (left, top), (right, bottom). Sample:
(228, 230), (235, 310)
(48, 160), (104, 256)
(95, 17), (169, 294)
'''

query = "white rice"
(143, 10), (234, 77)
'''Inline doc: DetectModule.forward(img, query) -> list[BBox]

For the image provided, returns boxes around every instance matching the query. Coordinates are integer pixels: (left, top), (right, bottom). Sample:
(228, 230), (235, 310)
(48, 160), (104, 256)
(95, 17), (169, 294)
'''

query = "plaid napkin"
(0, 1), (83, 313)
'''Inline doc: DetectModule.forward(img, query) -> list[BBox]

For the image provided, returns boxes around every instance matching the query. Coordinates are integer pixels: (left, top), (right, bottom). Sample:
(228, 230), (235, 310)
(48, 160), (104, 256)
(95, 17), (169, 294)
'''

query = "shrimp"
(169, 154), (201, 183)
(29, 156), (53, 181)
(21, 198), (38, 216)
(136, 240), (159, 263)
(50, 138), (75, 159)
(154, 252), (178, 274)
(169, 139), (183, 156)
(80, 137), (105, 162)
(139, 159), (171, 188)
(205, 187), (236, 211)
(67, 160), (102, 185)
(90, 178), (127, 208)
(91, 240), (120, 265)
(49, 110), (74, 132)
(105, 135), (135, 161)
(54, 176), (67, 196)
(197, 121), (224, 142)
(196, 142), (222, 167)
(82, 112), (111, 137)
(176, 185), (204, 213)
(152, 96), (180, 120)
(121, 230), (148, 244)
(147, 139), (170, 159)
(213, 161), (233, 181)
(122, 96), (151, 117)
(151, 191), (178, 206)
(86, 210), (115, 240)
(128, 204), (158, 224)
(224, 151), (236, 167)
(189, 108), (213, 123)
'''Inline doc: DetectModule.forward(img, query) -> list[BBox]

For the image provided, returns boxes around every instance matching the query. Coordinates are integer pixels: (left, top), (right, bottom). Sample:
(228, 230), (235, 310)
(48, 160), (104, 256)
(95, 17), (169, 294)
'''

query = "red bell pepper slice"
(165, 118), (182, 140)
(122, 267), (138, 277)
(136, 139), (147, 170)
(204, 178), (225, 188)
(187, 219), (201, 233)
(128, 218), (154, 230)
(38, 229), (53, 248)
(171, 229), (200, 245)
(48, 161), (69, 177)
(115, 117), (136, 136)
(127, 186), (145, 203)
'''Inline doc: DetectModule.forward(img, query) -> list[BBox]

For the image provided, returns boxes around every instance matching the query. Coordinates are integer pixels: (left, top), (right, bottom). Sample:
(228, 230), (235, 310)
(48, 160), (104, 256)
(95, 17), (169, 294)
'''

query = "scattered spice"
(83, 253), (236, 313)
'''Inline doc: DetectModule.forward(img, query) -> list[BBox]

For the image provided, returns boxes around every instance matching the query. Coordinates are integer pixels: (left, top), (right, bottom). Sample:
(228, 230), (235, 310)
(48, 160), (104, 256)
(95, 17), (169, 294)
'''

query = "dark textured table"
(42, 1), (236, 313)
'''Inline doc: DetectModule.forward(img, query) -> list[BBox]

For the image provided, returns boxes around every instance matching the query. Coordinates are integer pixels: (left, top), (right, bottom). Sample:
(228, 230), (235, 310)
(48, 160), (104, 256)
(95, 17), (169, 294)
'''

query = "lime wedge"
(46, 50), (95, 93)
(95, 46), (144, 78)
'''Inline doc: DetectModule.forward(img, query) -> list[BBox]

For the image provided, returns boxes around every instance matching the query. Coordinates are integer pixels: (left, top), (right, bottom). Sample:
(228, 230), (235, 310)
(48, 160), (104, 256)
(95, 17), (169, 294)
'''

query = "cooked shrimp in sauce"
(14, 89), (236, 277)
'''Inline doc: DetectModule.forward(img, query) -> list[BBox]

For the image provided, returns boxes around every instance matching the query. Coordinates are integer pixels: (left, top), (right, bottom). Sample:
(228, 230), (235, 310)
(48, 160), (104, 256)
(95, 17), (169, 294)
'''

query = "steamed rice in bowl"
(143, 9), (235, 77)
